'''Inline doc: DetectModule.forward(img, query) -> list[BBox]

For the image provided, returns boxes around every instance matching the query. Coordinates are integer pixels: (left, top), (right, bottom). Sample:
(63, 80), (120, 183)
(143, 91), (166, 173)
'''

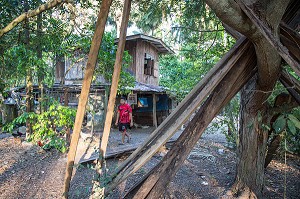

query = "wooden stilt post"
(103, 85), (110, 126)
(152, 94), (157, 128)
(124, 44), (257, 199)
(63, 0), (112, 198)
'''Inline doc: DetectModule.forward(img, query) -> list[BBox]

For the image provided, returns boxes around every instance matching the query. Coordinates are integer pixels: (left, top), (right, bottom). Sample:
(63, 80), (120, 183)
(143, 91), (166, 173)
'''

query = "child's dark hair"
(120, 96), (126, 100)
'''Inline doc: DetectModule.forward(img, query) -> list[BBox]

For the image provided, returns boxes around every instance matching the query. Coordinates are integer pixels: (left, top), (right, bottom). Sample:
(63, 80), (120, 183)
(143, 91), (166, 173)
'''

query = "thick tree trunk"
(205, 0), (290, 196)
(233, 77), (269, 198)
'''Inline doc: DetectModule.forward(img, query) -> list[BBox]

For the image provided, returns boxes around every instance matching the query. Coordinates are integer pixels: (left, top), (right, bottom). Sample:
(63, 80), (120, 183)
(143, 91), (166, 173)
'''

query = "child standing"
(115, 97), (133, 144)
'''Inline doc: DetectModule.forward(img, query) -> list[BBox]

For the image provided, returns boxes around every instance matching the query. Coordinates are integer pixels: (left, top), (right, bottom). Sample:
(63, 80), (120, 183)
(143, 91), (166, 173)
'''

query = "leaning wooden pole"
(125, 42), (257, 199)
(100, 0), (131, 159)
(91, 1), (131, 196)
(63, 0), (112, 198)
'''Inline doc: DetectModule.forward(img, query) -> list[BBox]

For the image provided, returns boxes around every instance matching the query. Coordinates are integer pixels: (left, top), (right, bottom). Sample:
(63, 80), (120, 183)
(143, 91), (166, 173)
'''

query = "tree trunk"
(233, 78), (269, 198)
(55, 54), (65, 84)
(205, 0), (290, 196)
(37, 13), (44, 114)
(24, 0), (33, 138)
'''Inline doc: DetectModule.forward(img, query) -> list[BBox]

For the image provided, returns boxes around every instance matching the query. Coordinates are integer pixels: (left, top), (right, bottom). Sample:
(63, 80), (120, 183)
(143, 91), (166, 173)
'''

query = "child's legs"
(121, 131), (126, 143)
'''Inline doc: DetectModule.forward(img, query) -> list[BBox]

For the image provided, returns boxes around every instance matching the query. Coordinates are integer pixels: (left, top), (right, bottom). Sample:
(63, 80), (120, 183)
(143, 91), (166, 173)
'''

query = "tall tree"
(202, 0), (290, 197)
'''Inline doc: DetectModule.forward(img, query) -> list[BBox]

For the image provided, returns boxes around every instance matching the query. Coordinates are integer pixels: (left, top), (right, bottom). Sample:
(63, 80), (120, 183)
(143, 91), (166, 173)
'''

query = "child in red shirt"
(115, 97), (133, 144)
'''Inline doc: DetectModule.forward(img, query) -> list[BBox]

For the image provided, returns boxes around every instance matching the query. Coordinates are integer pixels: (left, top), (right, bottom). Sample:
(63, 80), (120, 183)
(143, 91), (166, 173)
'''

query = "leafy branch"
(0, 0), (73, 38)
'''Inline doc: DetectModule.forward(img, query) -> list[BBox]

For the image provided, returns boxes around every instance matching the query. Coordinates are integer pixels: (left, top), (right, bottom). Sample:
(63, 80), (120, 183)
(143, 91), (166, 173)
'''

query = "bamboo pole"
(63, 0), (112, 198)
(99, 0), (132, 160)
(91, 1), (131, 197)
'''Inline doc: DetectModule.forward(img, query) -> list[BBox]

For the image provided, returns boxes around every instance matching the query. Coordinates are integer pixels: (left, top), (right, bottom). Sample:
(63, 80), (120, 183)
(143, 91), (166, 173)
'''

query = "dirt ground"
(0, 127), (299, 199)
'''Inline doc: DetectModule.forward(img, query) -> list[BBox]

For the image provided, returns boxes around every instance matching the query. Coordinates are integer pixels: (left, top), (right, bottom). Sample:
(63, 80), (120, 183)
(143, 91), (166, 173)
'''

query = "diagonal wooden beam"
(62, 0), (112, 198)
(236, 0), (300, 77)
(280, 71), (300, 104)
(100, 0), (132, 161)
(280, 23), (300, 62)
(105, 37), (253, 195)
(124, 39), (257, 199)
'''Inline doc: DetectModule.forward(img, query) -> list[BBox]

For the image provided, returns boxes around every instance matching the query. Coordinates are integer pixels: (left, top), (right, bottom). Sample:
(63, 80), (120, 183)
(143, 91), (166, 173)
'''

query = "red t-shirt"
(118, 103), (132, 124)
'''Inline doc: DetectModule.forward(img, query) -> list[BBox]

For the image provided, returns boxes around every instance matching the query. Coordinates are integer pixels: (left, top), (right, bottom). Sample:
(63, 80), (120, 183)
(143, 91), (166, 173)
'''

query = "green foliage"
(67, 31), (135, 94)
(271, 110), (300, 154)
(3, 101), (76, 153)
(1, 44), (52, 89)
(3, 112), (35, 133)
(29, 102), (76, 153)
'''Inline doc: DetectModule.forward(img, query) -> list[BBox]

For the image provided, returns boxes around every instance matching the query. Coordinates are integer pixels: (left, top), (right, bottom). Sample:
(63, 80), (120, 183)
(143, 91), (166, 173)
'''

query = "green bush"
(3, 101), (76, 153)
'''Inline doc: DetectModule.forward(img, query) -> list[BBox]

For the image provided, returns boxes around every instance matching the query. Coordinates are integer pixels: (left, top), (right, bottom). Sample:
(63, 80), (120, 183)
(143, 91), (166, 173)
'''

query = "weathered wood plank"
(280, 71), (300, 104)
(104, 37), (252, 195)
(79, 137), (179, 164)
(63, 0), (112, 198)
(280, 23), (300, 62)
(124, 42), (257, 199)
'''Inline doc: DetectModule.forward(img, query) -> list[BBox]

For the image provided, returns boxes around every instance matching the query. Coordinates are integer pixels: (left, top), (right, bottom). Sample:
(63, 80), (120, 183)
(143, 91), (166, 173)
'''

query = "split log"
(280, 71), (300, 105)
(105, 38), (252, 195)
(236, 0), (300, 77)
(280, 23), (300, 62)
(264, 133), (284, 168)
(124, 40), (257, 199)
(63, 0), (112, 198)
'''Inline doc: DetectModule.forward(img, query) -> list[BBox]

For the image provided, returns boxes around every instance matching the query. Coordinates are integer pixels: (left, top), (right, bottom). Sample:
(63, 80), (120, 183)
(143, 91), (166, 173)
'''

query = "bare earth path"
(0, 127), (299, 199)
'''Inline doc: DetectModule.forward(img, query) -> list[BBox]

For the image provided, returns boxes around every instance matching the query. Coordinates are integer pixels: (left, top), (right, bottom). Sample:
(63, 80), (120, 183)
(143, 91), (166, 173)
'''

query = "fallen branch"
(0, 0), (73, 38)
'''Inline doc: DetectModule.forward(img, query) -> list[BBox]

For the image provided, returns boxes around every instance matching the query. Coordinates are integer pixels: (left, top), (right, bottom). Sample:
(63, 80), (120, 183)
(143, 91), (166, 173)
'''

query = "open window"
(144, 53), (154, 76)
